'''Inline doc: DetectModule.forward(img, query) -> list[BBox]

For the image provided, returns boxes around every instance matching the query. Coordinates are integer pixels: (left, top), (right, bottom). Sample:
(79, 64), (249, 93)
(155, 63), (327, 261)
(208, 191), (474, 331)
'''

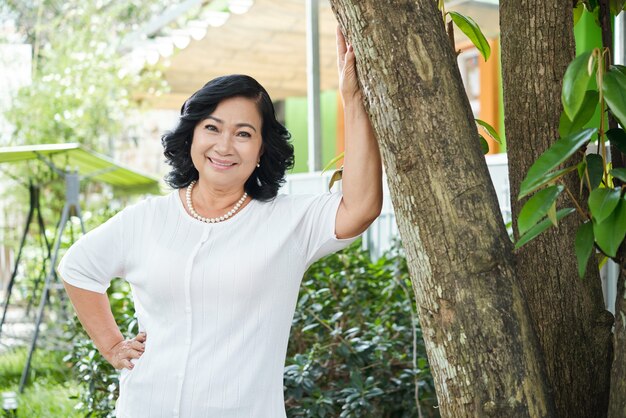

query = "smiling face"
(190, 96), (263, 193)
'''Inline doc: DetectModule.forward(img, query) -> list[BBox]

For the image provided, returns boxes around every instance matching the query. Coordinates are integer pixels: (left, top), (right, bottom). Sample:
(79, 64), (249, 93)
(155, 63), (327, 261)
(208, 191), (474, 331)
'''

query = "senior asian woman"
(58, 27), (382, 417)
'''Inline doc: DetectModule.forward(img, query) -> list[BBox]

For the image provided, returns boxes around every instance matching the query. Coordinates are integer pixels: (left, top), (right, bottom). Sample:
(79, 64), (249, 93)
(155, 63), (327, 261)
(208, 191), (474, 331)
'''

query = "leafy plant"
(285, 240), (438, 417)
(514, 44), (626, 276)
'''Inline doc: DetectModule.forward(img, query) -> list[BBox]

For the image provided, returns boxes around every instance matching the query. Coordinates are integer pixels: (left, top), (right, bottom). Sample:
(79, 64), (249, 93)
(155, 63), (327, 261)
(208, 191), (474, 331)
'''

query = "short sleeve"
(56, 209), (127, 294)
(293, 191), (362, 266)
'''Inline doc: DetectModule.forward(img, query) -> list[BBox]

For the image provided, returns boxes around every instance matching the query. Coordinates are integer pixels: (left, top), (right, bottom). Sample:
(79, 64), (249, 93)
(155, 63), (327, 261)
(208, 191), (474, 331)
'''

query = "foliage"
(285, 240), (438, 418)
(0, 347), (79, 417)
(2, 1), (167, 153)
(515, 40), (626, 275)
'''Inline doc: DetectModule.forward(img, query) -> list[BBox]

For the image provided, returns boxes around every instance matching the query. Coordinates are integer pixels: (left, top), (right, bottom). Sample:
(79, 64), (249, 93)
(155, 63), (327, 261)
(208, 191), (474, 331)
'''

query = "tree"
(500, 1), (613, 417)
(329, 0), (626, 417)
(329, 1), (555, 417)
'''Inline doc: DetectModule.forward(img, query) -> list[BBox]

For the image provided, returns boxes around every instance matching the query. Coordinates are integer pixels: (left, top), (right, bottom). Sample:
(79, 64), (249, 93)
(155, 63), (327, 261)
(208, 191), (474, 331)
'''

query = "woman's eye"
(205, 124), (217, 131)
(237, 132), (251, 138)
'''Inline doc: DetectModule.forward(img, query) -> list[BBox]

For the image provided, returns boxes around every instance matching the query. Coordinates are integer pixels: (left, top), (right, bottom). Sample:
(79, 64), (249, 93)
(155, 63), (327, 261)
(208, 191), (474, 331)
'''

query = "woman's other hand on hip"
(103, 332), (147, 370)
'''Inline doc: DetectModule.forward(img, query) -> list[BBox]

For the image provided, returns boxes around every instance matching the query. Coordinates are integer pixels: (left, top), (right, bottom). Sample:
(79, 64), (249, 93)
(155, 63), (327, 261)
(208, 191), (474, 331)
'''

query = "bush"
(285, 240), (438, 417)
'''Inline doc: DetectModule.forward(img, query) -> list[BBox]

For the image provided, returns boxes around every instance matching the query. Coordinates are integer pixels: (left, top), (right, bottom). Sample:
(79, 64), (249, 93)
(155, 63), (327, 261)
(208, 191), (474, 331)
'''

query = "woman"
(58, 28), (382, 417)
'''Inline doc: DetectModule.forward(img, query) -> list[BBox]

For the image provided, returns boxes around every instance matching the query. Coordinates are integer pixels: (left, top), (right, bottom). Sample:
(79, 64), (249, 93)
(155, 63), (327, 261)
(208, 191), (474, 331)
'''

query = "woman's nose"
(213, 132), (233, 153)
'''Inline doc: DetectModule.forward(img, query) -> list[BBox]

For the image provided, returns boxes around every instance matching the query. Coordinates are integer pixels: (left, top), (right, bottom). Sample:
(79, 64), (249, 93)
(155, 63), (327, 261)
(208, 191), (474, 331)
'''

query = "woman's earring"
(256, 162), (260, 168)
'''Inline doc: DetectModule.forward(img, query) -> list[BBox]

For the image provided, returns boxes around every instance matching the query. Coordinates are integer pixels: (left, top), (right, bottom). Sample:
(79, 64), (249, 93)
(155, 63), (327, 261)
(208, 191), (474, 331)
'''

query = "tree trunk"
(500, 2), (614, 417)
(609, 262), (626, 417)
(329, 1), (556, 416)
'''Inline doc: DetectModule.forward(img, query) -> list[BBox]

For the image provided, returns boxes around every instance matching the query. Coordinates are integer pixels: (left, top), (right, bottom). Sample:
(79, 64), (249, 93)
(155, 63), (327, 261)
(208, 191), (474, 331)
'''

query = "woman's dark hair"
(161, 74), (295, 201)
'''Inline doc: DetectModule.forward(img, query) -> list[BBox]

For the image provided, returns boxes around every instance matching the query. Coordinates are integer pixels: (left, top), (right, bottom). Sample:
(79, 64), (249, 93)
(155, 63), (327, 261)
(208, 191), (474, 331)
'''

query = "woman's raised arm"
(334, 26), (384, 239)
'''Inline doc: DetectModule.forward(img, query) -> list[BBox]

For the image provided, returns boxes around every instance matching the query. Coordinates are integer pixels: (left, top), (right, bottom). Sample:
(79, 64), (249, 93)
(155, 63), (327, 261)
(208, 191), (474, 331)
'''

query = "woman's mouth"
(207, 157), (237, 170)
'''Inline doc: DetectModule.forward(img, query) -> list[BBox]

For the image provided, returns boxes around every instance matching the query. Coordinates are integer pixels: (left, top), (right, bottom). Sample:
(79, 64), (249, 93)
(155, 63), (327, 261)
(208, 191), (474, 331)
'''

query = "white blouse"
(57, 189), (360, 418)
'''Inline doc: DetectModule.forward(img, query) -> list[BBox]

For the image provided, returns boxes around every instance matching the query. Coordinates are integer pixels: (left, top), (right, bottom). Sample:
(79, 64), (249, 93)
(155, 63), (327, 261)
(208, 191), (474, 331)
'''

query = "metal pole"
(306, 0), (322, 172)
(616, 12), (625, 65)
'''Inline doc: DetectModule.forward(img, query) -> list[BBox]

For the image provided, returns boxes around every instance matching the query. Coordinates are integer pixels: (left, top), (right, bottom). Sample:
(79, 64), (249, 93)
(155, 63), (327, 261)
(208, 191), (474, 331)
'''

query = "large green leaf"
(607, 128), (626, 155)
(614, 65), (626, 77)
(520, 166), (578, 199)
(448, 11), (491, 61)
(575, 221), (594, 278)
(519, 128), (597, 198)
(588, 187), (621, 223)
(518, 185), (564, 236)
(585, 154), (604, 190)
(562, 51), (594, 119)
(593, 198), (626, 257)
(515, 208), (576, 249)
(611, 168), (626, 183)
(558, 90), (599, 137)
(476, 119), (501, 144)
(603, 68), (626, 127)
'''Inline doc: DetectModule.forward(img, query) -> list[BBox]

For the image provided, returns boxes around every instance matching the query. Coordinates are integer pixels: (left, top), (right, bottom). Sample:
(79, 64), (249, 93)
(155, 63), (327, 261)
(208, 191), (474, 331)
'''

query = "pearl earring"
(256, 162), (260, 167)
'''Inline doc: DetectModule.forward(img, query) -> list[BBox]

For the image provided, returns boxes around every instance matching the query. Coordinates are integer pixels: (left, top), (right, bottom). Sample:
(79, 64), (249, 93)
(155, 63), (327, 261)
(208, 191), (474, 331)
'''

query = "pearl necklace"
(185, 180), (248, 223)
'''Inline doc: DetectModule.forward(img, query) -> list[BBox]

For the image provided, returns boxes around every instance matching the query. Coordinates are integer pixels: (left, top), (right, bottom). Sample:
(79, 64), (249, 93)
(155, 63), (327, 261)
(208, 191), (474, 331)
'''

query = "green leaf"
(448, 11), (491, 61)
(562, 51), (594, 119)
(593, 198), (626, 257)
(611, 168), (626, 183)
(575, 221), (594, 278)
(322, 152), (345, 173)
(476, 119), (501, 144)
(607, 128), (626, 155)
(519, 128), (597, 198)
(603, 68), (626, 127)
(547, 202), (558, 226)
(585, 154), (604, 190)
(479, 135), (489, 154)
(518, 185), (564, 236)
(520, 166), (579, 199)
(614, 65), (626, 77)
(588, 187), (621, 223)
(515, 208), (576, 249)
(558, 90), (599, 137)
(328, 168), (343, 190)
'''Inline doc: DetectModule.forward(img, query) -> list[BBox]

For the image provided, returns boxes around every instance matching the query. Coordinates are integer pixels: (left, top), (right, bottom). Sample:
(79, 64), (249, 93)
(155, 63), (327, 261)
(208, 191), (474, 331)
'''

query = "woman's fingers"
(107, 336), (147, 370)
(336, 25), (347, 71)
(128, 348), (143, 359)
(121, 358), (134, 370)
(130, 339), (145, 352)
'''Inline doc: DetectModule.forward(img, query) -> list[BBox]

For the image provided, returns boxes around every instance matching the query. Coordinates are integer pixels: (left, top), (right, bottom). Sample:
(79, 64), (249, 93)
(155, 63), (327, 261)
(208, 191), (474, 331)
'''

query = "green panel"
(285, 97), (309, 173)
(284, 91), (339, 174)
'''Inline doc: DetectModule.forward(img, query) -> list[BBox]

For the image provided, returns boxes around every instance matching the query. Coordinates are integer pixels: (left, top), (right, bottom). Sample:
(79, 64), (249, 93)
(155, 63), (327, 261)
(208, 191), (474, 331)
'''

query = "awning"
(0, 143), (162, 194)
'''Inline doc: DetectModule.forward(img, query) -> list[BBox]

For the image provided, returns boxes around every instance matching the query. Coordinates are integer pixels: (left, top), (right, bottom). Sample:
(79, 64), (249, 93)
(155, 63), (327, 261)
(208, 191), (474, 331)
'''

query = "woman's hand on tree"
(103, 332), (146, 370)
(336, 25), (361, 105)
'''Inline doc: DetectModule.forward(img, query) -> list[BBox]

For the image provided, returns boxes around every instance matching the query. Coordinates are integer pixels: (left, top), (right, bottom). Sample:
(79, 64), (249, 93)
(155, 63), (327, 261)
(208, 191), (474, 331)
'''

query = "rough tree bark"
(609, 263), (626, 417)
(500, 1), (614, 417)
(329, 1), (556, 416)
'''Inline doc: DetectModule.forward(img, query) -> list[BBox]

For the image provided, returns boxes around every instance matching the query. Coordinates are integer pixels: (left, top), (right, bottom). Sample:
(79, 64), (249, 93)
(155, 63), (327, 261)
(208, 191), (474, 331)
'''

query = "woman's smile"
(207, 156), (237, 170)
